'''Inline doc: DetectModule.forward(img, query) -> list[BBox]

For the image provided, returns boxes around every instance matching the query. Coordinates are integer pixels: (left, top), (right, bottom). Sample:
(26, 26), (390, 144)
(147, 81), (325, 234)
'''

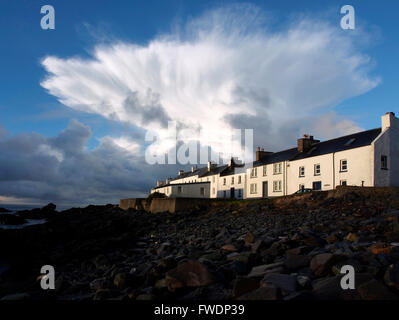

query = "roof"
(253, 127), (381, 167)
(166, 128), (382, 180)
(152, 181), (210, 190)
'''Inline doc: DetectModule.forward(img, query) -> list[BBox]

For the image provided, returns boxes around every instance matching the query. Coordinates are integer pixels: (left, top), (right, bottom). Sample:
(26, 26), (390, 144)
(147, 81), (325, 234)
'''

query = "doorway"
(262, 181), (268, 198)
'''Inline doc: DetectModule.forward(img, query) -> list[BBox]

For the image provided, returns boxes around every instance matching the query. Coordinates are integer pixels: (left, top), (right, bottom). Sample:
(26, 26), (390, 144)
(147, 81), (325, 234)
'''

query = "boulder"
(310, 253), (335, 277)
(247, 262), (285, 278)
(232, 277), (260, 298)
(237, 284), (281, 300)
(384, 264), (399, 289)
(261, 273), (297, 293)
(166, 260), (213, 290)
(358, 279), (398, 300)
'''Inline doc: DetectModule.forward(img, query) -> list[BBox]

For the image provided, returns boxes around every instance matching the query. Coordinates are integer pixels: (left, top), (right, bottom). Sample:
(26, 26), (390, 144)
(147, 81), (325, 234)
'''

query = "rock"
(312, 273), (374, 300)
(284, 254), (311, 271)
(0, 293), (30, 300)
(368, 243), (393, 255)
(310, 253), (335, 277)
(232, 277), (260, 298)
(136, 294), (155, 300)
(358, 279), (398, 300)
(157, 242), (171, 255)
(93, 289), (110, 300)
(261, 273), (297, 293)
(326, 234), (339, 244)
(114, 272), (128, 289)
(0, 207), (11, 213)
(283, 291), (312, 300)
(94, 254), (110, 270)
(244, 232), (255, 245)
(90, 277), (111, 291)
(346, 233), (360, 243)
(0, 214), (26, 225)
(286, 246), (307, 256)
(166, 260), (213, 290)
(384, 264), (399, 289)
(237, 284), (281, 300)
(247, 262), (285, 278)
(251, 240), (267, 253)
(221, 244), (236, 252)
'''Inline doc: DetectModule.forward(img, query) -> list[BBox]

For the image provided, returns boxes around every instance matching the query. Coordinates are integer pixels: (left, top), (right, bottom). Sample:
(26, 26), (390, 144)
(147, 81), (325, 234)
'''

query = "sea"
(0, 204), (47, 230)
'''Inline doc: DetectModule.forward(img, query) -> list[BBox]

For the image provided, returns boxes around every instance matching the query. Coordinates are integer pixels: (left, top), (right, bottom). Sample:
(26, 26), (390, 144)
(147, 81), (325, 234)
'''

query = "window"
(223, 178), (226, 185)
(314, 164), (320, 176)
(212, 187), (216, 194)
(238, 175), (242, 184)
(250, 167), (257, 178)
(200, 187), (205, 196)
(381, 155), (388, 169)
(340, 180), (347, 186)
(273, 163), (282, 174)
(313, 181), (322, 190)
(250, 183), (257, 194)
(299, 184), (305, 191)
(263, 165), (267, 176)
(178, 186), (182, 194)
(344, 138), (356, 146)
(299, 166), (305, 177)
(273, 180), (282, 192)
(238, 189), (242, 198)
(340, 159), (348, 172)
(231, 177), (234, 185)
(223, 191), (227, 198)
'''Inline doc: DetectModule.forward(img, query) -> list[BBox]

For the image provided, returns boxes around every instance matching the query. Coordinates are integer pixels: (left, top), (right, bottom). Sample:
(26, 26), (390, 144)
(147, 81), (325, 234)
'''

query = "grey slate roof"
(253, 127), (382, 167)
(168, 128), (382, 179)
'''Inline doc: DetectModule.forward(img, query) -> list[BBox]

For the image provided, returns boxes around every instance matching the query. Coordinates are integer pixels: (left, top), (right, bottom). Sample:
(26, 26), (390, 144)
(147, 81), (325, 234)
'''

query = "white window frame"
(238, 175), (242, 184)
(200, 187), (205, 196)
(223, 178), (226, 185)
(263, 165), (267, 176)
(273, 163), (282, 175)
(299, 166), (305, 177)
(340, 159), (348, 172)
(231, 177), (234, 185)
(314, 164), (321, 176)
(250, 167), (258, 178)
(340, 180), (347, 186)
(273, 180), (282, 192)
(250, 183), (257, 194)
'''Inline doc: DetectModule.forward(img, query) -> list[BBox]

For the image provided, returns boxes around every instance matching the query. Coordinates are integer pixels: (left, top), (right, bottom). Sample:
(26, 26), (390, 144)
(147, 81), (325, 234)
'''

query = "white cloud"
(40, 4), (379, 157)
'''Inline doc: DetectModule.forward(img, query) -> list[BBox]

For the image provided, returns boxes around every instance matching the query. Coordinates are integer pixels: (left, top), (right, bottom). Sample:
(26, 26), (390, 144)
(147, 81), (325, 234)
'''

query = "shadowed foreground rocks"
(1, 187), (399, 301)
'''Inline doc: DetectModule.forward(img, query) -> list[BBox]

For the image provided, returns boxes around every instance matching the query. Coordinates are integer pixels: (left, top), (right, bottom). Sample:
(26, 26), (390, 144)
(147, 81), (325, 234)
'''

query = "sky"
(0, 0), (398, 208)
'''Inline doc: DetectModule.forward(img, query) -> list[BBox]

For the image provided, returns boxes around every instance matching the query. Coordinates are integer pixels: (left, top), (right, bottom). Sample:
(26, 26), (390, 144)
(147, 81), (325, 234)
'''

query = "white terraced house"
(151, 112), (399, 199)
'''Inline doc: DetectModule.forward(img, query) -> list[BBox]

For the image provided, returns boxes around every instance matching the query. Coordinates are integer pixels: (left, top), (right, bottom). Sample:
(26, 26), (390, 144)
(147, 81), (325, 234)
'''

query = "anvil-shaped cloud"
(40, 4), (378, 159)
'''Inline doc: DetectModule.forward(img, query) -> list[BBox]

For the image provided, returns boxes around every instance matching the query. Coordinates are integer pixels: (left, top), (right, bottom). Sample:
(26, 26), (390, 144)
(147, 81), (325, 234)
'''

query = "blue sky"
(0, 0), (398, 207)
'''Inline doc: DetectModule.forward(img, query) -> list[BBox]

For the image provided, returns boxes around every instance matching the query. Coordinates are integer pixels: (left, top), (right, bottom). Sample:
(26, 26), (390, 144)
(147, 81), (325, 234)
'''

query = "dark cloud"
(0, 120), (182, 209)
(124, 90), (171, 128)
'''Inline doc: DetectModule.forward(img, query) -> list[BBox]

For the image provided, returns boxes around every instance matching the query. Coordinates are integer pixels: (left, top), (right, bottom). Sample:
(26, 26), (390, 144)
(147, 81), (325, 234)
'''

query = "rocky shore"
(1, 187), (399, 300)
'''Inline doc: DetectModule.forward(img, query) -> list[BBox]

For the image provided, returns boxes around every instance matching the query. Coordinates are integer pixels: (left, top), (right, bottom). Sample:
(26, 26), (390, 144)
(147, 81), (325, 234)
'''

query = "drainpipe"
(333, 152), (335, 189)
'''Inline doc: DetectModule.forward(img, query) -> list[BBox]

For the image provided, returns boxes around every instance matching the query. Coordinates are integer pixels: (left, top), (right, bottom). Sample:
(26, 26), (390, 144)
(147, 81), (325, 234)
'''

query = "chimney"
(178, 170), (184, 176)
(256, 146), (273, 161)
(165, 177), (171, 184)
(157, 180), (164, 187)
(191, 165), (197, 172)
(207, 161), (212, 172)
(382, 112), (399, 131)
(297, 134), (320, 153)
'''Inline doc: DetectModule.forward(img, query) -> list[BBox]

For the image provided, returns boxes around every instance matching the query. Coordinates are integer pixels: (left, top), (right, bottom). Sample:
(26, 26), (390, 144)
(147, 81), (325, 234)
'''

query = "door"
(262, 181), (268, 198)
(312, 181), (322, 191)
(230, 188), (235, 199)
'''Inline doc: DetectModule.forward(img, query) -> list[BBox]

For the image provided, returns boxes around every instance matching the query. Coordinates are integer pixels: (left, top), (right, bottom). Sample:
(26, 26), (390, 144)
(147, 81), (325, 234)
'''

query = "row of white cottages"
(151, 112), (399, 199)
